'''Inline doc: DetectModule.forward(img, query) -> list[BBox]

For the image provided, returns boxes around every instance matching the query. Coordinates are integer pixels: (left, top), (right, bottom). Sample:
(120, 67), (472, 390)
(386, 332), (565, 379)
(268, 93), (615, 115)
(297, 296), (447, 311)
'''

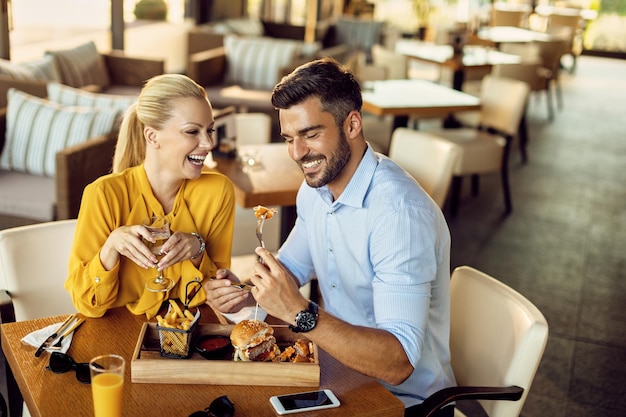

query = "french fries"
(156, 300), (198, 357)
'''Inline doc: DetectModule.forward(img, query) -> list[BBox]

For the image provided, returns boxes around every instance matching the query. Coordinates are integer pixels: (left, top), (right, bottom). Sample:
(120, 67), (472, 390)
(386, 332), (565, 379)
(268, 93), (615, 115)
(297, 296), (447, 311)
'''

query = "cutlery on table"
(49, 318), (85, 350)
(34, 314), (76, 357)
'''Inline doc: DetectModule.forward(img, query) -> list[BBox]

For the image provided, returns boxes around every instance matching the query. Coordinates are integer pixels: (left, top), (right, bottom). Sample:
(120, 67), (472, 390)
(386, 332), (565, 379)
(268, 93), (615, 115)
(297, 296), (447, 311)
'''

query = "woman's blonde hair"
(112, 74), (209, 173)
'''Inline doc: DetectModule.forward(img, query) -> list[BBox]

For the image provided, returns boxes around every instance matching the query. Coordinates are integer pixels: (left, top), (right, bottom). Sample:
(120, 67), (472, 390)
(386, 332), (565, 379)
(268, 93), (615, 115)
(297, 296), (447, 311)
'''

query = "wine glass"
(143, 216), (175, 293)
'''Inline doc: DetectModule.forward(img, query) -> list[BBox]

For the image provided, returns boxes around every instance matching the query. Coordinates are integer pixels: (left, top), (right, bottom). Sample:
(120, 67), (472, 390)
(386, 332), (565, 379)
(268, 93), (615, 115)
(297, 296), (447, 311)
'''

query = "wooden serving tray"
(131, 322), (320, 386)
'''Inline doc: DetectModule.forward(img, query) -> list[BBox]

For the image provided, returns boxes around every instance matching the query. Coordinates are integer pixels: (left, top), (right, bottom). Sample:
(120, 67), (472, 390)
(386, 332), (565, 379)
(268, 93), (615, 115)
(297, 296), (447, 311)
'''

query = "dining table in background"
(209, 143), (303, 244)
(474, 25), (559, 45)
(361, 78), (481, 132)
(1, 306), (404, 417)
(394, 39), (521, 91)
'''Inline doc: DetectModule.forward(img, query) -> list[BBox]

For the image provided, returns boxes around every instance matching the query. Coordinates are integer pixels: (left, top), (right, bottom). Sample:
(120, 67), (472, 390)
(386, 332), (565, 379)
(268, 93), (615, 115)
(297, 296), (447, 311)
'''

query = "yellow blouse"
(65, 165), (235, 318)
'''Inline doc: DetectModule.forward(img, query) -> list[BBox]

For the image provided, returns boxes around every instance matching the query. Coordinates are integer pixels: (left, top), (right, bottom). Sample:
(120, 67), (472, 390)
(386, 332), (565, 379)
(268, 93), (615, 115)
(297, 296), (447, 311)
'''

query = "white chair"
(371, 44), (408, 80)
(498, 40), (565, 122)
(416, 266), (549, 417)
(388, 128), (460, 209)
(425, 75), (529, 216)
(0, 219), (78, 417)
(547, 13), (583, 73)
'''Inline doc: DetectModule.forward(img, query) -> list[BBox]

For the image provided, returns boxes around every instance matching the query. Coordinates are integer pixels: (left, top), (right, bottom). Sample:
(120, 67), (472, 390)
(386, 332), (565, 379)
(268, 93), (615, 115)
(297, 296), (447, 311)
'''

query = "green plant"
(413, 0), (434, 27)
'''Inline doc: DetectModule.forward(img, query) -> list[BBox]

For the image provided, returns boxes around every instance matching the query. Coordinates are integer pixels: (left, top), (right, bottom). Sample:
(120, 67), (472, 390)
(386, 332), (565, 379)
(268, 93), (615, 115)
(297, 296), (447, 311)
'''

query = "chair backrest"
(499, 42), (541, 63)
(548, 13), (582, 33)
(234, 112), (272, 145)
(388, 128), (460, 208)
(533, 39), (567, 76)
(371, 44), (408, 79)
(0, 220), (77, 321)
(490, 8), (527, 27)
(450, 266), (549, 417)
(479, 75), (530, 137)
(492, 61), (544, 91)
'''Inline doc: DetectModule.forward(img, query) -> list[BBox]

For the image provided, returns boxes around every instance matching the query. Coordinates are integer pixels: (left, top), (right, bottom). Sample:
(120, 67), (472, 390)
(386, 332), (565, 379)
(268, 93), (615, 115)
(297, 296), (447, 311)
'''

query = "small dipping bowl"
(195, 335), (233, 360)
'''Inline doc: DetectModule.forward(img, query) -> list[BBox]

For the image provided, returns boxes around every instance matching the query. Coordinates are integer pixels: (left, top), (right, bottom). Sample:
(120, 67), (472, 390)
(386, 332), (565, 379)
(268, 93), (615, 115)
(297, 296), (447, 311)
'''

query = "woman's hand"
(100, 225), (157, 271)
(157, 231), (203, 270)
(203, 269), (253, 314)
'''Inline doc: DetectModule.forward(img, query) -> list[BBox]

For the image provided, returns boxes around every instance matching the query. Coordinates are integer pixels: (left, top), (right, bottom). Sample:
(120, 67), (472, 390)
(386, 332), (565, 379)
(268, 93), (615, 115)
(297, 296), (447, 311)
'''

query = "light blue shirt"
(277, 145), (456, 407)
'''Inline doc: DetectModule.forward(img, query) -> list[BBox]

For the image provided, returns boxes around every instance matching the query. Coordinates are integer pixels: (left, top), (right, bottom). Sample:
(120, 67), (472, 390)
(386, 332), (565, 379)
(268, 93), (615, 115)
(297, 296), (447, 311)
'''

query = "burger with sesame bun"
(230, 319), (280, 362)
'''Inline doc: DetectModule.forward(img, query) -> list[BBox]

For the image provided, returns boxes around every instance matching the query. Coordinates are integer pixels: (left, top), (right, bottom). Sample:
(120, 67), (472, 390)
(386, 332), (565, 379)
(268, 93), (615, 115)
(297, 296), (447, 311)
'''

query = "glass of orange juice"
(89, 354), (125, 417)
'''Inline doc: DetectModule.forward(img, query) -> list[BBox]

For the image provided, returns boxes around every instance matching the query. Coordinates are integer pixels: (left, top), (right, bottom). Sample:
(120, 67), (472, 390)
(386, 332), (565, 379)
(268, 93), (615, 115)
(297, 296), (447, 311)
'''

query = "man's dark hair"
(271, 57), (362, 128)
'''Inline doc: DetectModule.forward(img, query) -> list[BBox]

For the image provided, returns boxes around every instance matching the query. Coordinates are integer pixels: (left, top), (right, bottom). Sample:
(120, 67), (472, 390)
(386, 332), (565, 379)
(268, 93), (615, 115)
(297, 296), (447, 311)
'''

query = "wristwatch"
(289, 301), (319, 333)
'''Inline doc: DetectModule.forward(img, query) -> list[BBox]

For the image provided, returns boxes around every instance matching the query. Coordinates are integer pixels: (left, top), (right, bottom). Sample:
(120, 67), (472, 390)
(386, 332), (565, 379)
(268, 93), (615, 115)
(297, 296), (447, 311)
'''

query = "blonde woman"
(66, 74), (235, 318)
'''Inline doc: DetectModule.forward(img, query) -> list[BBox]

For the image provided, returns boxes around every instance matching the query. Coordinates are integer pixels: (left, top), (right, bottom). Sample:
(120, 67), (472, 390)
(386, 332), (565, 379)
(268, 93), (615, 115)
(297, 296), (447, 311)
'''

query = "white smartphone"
(269, 389), (340, 415)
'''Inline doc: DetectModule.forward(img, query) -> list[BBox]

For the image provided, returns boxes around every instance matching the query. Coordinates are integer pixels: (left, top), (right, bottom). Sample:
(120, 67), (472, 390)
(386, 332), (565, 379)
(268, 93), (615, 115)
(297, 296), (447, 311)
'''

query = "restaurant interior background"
(0, 1), (625, 417)
(4, 0), (626, 62)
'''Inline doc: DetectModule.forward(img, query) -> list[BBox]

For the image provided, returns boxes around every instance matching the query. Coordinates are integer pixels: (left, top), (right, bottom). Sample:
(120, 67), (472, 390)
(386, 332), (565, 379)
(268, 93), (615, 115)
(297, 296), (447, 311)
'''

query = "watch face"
(297, 311), (317, 332)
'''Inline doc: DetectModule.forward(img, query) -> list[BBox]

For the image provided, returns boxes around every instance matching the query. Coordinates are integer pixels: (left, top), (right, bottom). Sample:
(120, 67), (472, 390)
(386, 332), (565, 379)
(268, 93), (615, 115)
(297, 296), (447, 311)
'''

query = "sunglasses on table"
(46, 352), (101, 384)
(188, 395), (235, 417)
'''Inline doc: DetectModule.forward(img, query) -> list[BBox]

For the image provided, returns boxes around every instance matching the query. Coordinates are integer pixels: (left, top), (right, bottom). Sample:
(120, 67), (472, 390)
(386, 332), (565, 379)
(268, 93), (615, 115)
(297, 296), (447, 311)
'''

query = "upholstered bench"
(187, 34), (350, 141)
(0, 40), (164, 107)
(0, 85), (136, 224)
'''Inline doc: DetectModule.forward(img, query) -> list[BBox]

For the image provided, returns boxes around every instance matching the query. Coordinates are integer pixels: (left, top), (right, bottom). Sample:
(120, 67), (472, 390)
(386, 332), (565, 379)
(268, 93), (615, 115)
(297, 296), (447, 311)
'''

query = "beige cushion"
(47, 82), (136, 115)
(45, 41), (110, 88)
(224, 35), (301, 90)
(0, 89), (119, 177)
(0, 55), (61, 81)
(0, 170), (56, 221)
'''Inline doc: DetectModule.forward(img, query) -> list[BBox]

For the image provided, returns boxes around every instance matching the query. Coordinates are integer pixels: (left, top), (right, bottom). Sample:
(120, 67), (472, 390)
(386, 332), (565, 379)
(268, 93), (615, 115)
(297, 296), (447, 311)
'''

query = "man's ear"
(346, 110), (362, 139)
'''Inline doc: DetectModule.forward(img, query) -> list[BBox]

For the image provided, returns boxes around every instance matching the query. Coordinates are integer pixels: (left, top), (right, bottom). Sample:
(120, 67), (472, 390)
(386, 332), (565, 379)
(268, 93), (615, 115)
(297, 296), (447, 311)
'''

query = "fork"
(256, 212), (267, 263)
(49, 318), (85, 350)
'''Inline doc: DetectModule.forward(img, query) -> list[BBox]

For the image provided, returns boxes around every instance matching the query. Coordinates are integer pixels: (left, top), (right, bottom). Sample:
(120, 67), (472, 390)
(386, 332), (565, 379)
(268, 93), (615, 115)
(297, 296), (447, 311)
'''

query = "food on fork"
(253, 205), (278, 221)
(230, 320), (280, 362)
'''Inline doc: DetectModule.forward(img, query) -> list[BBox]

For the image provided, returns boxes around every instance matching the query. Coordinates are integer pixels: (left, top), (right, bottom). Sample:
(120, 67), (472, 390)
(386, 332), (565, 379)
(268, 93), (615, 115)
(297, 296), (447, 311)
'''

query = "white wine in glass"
(143, 216), (174, 293)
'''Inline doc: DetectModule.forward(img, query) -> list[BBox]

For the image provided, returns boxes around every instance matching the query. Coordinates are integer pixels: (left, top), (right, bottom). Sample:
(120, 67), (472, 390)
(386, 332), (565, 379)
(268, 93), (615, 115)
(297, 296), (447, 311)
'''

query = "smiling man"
(205, 58), (456, 416)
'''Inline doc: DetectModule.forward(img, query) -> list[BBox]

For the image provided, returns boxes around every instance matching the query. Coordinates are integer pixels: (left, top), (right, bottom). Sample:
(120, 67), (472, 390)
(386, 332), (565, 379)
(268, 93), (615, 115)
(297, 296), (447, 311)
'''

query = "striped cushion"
(0, 89), (118, 177)
(47, 82), (136, 115)
(224, 36), (301, 90)
(0, 56), (61, 81)
(45, 41), (110, 88)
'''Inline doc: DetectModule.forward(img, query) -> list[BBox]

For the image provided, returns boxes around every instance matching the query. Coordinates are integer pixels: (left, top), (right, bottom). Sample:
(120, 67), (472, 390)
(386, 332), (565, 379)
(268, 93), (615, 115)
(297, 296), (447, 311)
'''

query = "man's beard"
(302, 129), (351, 188)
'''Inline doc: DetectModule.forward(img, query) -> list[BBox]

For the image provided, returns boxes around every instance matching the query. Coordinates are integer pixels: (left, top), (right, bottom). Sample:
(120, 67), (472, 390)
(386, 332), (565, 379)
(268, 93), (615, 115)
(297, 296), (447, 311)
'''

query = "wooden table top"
(475, 26), (559, 44)
(209, 143), (303, 209)
(395, 39), (521, 70)
(361, 79), (481, 118)
(1, 306), (404, 417)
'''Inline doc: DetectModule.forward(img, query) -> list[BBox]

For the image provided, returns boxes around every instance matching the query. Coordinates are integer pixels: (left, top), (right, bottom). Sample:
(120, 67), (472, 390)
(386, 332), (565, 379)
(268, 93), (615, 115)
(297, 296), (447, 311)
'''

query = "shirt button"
(94, 277), (101, 283)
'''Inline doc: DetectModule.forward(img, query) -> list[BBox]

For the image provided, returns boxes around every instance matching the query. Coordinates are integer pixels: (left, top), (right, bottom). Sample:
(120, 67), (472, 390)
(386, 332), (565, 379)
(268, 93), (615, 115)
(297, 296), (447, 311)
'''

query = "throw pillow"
(47, 82), (137, 115)
(45, 41), (110, 89)
(0, 89), (118, 177)
(224, 36), (301, 90)
(0, 55), (61, 82)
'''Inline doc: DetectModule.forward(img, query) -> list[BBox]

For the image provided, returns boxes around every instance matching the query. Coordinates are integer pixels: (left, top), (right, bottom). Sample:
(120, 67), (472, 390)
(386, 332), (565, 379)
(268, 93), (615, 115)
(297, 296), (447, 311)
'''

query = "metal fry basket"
(156, 309), (201, 359)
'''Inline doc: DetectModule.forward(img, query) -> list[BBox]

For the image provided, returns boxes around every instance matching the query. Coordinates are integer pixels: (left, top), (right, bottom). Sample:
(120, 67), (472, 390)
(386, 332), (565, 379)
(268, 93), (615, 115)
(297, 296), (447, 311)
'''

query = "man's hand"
(250, 247), (308, 324)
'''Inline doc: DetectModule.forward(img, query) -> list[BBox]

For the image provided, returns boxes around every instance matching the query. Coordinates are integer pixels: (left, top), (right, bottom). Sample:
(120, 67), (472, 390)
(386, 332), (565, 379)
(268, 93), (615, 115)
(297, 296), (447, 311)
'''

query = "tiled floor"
(437, 55), (626, 416)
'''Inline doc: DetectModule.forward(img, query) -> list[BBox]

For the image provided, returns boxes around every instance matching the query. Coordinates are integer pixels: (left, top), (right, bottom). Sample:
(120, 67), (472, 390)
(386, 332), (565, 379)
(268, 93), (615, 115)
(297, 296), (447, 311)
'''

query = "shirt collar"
(315, 144), (379, 209)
